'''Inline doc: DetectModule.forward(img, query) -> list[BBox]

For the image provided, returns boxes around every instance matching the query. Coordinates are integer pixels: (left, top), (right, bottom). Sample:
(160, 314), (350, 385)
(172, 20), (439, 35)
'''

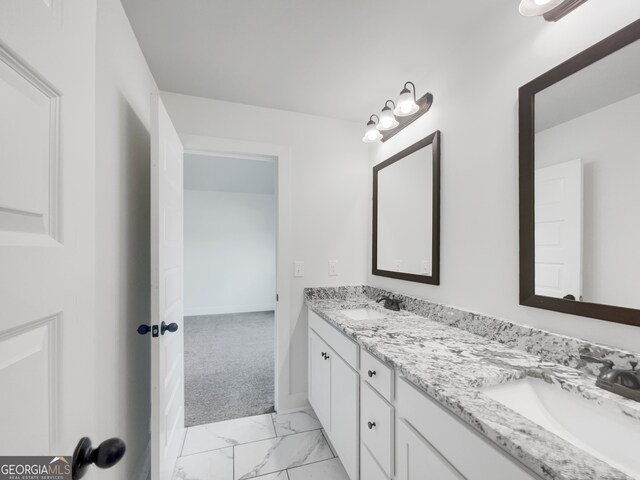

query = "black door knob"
(368, 421), (376, 430)
(137, 324), (159, 337)
(368, 370), (376, 378)
(137, 325), (150, 335)
(161, 321), (179, 335)
(72, 437), (126, 480)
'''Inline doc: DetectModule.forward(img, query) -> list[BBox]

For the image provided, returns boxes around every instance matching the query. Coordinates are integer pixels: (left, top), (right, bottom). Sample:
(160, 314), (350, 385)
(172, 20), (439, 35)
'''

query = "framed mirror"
(373, 131), (441, 285)
(519, 19), (640, 327)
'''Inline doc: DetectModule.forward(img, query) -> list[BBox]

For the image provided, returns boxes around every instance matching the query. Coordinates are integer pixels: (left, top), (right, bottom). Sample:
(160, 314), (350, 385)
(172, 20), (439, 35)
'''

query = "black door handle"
(137, 324), (158, 337)
(72, 437), (126, 480)
(368, 370), (376, 378)
(137, 325), (150, 335)
(367, 421), (376, 430)
(161, 321), (179, 335)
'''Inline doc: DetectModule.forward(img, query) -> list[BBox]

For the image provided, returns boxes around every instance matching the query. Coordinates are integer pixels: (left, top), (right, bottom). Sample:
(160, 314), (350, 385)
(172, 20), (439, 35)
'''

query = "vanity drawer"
(361, 382), (394, 478)
(361, 443), (390, 480)
(361, 349), (394, 402)
(397, 378), (541, 480)
(309, 310), (358, 369)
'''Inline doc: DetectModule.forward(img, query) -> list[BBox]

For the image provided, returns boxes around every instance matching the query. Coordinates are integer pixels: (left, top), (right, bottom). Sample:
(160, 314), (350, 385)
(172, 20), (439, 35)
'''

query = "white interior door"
(534, 159), (583, 299)
(0, 0), (96, 457)
(151, 93), (186, 480)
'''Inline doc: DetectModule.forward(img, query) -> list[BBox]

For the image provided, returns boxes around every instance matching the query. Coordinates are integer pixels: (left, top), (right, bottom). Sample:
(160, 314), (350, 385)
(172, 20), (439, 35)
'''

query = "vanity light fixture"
(377, 100), (400, 131)
(362, 114), (383, 143)
(362, 81), (434, 143)
(519, 0), (589, 22)
(394, 82), (420, 117)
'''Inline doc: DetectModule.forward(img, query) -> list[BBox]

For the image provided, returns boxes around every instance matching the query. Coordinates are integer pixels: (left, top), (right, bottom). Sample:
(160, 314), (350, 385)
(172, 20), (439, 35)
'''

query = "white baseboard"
(133, 439), (150, 480)
(276, 392), (309, 414)
(184, 304), (275, 317)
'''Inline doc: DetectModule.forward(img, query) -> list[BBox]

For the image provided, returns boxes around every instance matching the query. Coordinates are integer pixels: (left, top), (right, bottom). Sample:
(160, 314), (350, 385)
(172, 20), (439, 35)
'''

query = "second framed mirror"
(373, 131), (441, 285)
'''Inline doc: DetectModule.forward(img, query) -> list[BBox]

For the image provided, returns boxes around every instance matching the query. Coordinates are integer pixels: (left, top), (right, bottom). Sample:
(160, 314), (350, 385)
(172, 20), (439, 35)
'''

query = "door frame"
(180, 133), (295, 412)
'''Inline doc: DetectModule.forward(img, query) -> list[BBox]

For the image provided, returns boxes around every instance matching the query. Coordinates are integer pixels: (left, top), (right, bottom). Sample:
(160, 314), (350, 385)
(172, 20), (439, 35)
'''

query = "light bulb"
(393, 88), (419, 117)
(377, 106), (399, 131)
(362, 119), (382, 143)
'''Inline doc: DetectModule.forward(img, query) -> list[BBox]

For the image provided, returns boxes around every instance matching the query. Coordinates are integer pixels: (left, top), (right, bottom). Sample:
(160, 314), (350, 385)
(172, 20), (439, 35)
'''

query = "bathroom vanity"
(306, 286), (640, 480)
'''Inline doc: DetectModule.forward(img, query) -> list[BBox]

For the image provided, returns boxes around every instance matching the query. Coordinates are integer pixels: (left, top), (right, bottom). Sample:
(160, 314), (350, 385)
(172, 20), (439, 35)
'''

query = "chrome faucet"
(580, 354), (640, 402)
(377, 295), (401, 312)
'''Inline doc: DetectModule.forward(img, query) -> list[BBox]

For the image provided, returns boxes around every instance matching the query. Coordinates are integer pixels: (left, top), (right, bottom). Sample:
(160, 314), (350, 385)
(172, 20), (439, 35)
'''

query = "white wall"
(184, 189), (276, 315)
(162, 92), (370, 402)
(536, 93), (640, 309)
(95, 0), (157, 477)
(367, 2), (640, 353)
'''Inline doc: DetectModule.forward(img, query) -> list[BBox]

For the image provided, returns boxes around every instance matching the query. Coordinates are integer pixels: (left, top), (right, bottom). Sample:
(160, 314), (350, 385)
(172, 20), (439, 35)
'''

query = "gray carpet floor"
(184, 311), (275, 427)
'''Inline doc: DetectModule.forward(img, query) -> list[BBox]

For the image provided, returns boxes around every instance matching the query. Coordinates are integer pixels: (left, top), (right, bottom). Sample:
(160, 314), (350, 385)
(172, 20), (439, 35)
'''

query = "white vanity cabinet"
(308, 311), (359, 480)
(396, 378), (541, 480)
(308, 308), (542, 480)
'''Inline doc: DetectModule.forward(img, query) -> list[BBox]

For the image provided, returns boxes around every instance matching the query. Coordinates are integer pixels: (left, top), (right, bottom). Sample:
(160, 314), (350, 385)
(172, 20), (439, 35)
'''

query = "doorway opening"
(182, 152), (276, 427)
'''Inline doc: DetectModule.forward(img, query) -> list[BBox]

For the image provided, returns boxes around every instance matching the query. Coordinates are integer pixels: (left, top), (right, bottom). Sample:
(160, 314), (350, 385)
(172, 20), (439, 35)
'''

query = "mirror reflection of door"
(534, 159), (583, 300)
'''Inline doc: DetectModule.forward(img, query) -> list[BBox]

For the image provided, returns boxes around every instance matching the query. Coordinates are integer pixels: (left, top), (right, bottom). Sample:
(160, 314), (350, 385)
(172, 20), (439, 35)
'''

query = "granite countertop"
(305, 294), (640, 480)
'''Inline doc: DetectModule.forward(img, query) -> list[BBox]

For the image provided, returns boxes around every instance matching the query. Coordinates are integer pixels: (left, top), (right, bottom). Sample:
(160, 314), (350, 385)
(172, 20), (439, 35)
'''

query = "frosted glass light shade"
(377, 107), (399, 131)
(393, 89), (419, 117)
(363, 121), (383, 143)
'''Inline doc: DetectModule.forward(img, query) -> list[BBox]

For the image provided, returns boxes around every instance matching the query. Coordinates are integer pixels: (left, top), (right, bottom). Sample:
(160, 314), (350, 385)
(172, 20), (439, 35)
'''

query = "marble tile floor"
(173, 408), (350, 480)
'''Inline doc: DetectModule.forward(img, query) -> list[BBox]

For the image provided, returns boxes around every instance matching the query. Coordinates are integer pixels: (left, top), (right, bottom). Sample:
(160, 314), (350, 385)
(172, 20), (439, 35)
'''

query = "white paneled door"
(534, 159), (583, 300)
(150, 94), (186, 480)
(0, 0), (96, 459)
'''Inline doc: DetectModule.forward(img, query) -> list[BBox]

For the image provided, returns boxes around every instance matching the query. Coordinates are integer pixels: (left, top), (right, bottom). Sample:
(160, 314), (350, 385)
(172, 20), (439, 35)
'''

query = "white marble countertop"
(305, 293), (640, 480)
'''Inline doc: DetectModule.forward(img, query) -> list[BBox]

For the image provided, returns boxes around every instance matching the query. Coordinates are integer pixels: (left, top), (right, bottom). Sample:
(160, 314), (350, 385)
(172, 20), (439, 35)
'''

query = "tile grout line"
(179, 426), (189, 457)
(235, 431), (335, 479)
(320, 429), (337, 458)
(287, 457), (340, 475)
(270, 412), (278, 437)
(181, 427), (326, 458)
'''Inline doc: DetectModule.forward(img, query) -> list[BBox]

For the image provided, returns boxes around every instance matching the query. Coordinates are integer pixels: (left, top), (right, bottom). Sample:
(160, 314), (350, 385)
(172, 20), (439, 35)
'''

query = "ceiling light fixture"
(377, 100), (400, 131)
(519, 0), (589, 21)
(362, 115), (383, 143)
(362, 81), (434, 143)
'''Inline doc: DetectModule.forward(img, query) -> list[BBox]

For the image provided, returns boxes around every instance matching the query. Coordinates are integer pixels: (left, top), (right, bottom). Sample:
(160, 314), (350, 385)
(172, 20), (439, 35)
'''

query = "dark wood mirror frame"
(519, 19), (640, 328)
(373, 130), (441, 285)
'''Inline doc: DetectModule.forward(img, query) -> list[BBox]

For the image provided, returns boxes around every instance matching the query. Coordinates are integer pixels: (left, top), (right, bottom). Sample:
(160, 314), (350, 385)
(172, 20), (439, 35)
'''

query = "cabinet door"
(397, 419), (464, 480)
(362, 444), (390, 480)
(309, 329), (331, 429)
(330, 350), (359, 480)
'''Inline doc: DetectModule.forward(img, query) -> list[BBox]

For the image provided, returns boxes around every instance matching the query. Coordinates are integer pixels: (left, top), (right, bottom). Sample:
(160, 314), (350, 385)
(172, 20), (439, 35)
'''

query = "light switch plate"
(294, 261), (305, 277)
(328, 260), (338, 276)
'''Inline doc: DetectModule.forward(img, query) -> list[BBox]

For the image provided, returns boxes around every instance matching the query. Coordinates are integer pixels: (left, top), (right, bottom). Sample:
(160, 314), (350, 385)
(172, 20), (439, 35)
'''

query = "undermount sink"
(481, 377), (640, 478)
(339, 308), (389, 321)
